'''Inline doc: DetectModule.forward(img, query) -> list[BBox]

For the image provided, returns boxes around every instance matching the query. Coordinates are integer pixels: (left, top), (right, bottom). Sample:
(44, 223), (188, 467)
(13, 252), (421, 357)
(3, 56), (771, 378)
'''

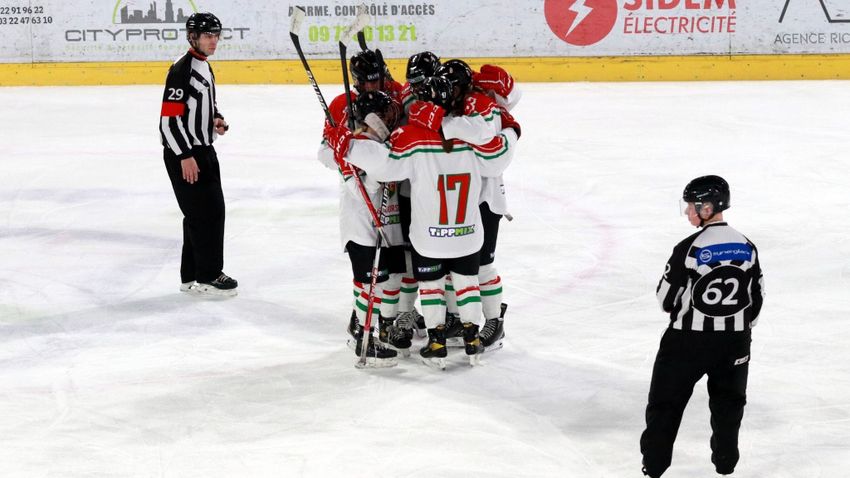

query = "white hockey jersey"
(344, 118), (517, 259)
(442, 91), (513, 215)
(317, 137), (403, 251)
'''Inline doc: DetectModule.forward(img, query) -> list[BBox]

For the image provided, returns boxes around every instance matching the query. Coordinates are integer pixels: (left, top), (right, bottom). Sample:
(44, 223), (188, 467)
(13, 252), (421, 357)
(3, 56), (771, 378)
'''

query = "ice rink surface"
(1, 80), (849, 477)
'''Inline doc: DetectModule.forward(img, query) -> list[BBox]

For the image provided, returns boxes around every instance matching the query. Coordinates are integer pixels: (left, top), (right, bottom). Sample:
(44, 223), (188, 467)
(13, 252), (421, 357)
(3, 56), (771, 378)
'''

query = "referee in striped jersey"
(159, 12), (237, 297)
(641, 175), (764, 478)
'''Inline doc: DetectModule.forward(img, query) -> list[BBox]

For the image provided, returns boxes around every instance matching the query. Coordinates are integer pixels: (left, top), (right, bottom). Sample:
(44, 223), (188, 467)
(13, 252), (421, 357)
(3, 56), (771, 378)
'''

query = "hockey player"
(437, 60), (520, 349)
(401, 51), (442, 112)
(469, 63), (522, 349)
(159, 12), (237, 297)
(325, 77), (521, 369)
(318, 87), (408, 365)
(641, 175), (765, 478)
(393, 51), (443, 339)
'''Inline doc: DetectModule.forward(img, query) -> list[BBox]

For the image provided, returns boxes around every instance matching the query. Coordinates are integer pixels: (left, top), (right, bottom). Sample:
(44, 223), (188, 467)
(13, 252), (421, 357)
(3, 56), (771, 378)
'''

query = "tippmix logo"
(544, 0), (619, 46)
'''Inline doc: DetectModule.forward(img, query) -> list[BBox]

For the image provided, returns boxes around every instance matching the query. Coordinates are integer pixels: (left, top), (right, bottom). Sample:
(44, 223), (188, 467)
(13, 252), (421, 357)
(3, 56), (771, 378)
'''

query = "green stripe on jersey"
(456, 296), (482, 306)
(389, 145), (473, 160)
(421, 299), (447, 307)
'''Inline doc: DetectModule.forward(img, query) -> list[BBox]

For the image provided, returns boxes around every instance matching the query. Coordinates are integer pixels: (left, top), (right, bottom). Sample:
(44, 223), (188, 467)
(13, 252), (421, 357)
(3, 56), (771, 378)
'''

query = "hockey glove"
(473, 64), (515, 99)
(326, 125), (354, 165)
(408, 100), (446, 132)
(499, 107), (521, 139)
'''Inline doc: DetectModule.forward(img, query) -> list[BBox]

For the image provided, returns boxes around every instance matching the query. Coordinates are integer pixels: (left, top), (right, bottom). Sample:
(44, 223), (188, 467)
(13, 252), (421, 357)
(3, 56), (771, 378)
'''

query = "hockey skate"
(378, 316), (412, 358)
(444, 312), (464, 347)
(462, 322), (484, 366)
(180, 281), (195, 292)
(187, 273), (238, 298)
(396, 309), (427, 338)
(419, 325), (447, 370)
(353, 329), (398, 369)
(479, 303), (507, 352)
(346, 311), (364, 352)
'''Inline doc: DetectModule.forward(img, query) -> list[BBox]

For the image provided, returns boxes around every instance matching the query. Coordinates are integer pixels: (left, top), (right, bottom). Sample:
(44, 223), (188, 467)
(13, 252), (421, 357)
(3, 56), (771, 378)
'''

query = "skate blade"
(445, 337), (464, 348)
(377, 340), (412, 357)
(468, 354), (482, 366)
(186, 285), (237, 298)
(355, 356), (398, 369)
(420, 356), (447, 370)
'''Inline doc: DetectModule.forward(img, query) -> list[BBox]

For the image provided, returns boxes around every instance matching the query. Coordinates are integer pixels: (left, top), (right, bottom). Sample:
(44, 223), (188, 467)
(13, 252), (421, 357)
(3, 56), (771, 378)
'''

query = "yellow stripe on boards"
(2, 55), (850, 86)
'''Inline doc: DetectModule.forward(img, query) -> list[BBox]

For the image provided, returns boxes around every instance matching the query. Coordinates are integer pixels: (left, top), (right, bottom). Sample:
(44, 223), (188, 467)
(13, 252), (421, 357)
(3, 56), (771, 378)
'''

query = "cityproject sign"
(1, 0), (849, 64)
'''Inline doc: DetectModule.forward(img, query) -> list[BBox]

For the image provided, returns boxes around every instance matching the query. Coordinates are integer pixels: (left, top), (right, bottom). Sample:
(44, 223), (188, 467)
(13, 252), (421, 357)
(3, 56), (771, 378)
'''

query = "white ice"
(1, 80), (849, 477)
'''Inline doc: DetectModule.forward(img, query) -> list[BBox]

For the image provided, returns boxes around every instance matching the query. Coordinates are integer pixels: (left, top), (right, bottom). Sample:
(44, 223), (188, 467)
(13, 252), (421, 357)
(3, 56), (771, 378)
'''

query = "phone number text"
(0, 16), (52, 24)
(308, 24), (417, 43)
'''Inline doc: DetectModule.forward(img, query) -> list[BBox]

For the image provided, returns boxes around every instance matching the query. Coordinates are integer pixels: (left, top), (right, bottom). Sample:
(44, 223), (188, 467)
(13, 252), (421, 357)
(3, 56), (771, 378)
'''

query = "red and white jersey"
(344, 119), (518, 259)
(453, 92), (510, 215)
(318, 92), (402, 251)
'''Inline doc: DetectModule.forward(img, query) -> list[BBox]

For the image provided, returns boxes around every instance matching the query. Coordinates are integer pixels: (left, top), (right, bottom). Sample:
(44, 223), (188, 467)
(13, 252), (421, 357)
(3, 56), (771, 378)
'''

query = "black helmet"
(436, 59), (473, 93)
(416, 76), (453, 110)
(683, 175), (730, 212)
(350, 50), (382, 85)
(353, 90), (399, 132)
(353, 90), (391, 123)
(406, 51), (441, 85)
(186, 12), (222, 35)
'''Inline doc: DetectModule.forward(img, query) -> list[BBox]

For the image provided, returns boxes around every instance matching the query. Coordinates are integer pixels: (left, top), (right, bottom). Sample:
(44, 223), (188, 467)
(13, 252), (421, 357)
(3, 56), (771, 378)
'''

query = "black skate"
(378, 316), (412, 357)
(480, 303), (507, 351)
(412, 308), (427, 338)
(392, 313), (417, 346)
(347, 310), (362, 340)
(462, 322), (484, 366)
(354, 330), (398, 369)
(397, 309), (427, 339)
(419, 325), (447, 370)
(444, 312), (464, 347)
(189, 273), (238, 297)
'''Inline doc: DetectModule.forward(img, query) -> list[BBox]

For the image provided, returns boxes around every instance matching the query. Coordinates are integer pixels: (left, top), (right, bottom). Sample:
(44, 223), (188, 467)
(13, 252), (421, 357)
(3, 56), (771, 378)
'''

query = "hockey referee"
(641, 175), (765, 477)
(159, 12), (237, 297)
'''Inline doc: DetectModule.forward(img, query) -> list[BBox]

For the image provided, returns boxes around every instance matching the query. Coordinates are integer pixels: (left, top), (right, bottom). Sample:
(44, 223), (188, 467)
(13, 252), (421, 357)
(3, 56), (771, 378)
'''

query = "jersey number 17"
(437, 173), (471, 225)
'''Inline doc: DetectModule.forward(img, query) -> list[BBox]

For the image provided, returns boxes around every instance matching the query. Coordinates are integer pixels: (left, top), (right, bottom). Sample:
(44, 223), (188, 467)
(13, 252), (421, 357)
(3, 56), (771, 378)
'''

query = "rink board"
(3, 54), (850, 86)
(2, 1), (850, 85)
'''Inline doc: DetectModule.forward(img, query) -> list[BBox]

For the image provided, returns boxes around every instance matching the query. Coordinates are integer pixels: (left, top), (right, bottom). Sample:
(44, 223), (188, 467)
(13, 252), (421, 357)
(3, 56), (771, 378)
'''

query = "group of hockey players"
(160, 12), (764, 476)
(317, 49), (522, 369)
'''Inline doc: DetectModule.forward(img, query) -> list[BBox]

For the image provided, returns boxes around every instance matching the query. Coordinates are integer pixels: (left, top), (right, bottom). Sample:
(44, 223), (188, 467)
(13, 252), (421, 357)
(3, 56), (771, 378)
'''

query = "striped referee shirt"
(656, 222), (764, 332)
(159, 49), (222, 159)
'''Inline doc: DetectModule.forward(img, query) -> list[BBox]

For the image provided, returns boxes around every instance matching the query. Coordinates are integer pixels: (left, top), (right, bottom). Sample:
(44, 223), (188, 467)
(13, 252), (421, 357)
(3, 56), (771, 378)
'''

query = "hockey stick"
(338, 13), (392, 368)
(290, 6), (391, 249)
(357, 30), (368, 51)
(289, 7), (332, 124)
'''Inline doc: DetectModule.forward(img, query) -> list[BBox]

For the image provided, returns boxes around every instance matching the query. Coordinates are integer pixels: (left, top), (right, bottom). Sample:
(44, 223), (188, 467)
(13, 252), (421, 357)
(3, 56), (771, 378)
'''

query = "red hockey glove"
(473, 64), (515, 99)
(322, 118), (334, 140)
(408, 100), (445, 132)
(326, 125), (354, 165)
(499, 107), (521, 139)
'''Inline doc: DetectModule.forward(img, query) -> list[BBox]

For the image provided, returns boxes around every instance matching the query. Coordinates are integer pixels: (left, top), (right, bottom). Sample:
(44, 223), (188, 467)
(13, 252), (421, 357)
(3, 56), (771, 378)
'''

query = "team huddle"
(317, 50), (522, 369)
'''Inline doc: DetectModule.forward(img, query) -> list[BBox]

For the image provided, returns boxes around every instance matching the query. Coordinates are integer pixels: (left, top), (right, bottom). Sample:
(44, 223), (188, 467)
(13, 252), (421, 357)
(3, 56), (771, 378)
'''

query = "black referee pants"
(640, 328), (751, 477)
(164, 146), (226, 284)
